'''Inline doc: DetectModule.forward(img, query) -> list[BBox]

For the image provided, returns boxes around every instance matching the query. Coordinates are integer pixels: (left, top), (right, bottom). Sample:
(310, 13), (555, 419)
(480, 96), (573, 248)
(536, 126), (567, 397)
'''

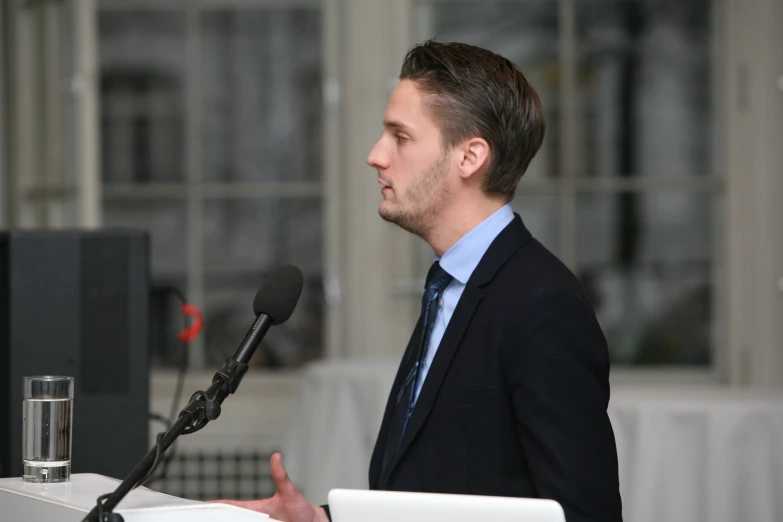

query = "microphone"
(186, 263), (304, 422)
(234, 264), (304, 364)
(82, 265), (304, 522)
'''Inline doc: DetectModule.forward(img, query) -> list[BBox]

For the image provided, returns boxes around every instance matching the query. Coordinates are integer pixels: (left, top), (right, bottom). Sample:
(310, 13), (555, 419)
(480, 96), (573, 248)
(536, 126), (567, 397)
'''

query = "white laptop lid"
(328, 489), (565, 522)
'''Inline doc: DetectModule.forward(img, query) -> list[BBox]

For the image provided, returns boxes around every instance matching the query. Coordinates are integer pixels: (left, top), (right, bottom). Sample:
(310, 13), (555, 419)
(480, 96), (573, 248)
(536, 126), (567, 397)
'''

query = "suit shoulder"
(501, 238), (585, 295)
(481, 237), (595, 325)
(491, 240), (608, 357)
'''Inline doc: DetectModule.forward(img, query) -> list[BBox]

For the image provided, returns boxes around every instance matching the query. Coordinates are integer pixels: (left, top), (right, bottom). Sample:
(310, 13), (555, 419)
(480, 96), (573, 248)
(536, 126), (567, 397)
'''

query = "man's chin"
(378, 207), (426, 238)
(379, 203), (409, 227)
(378, 206), (398, 225)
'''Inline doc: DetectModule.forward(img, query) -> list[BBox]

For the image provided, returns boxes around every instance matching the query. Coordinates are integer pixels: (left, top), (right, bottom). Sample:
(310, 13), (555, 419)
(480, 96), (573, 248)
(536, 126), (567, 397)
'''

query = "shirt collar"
(437, 204), (515, 285)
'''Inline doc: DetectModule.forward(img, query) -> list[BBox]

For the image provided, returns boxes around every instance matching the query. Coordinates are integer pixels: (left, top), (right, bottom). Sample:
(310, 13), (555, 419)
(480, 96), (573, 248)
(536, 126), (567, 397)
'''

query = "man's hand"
(211, 452), (329, 522)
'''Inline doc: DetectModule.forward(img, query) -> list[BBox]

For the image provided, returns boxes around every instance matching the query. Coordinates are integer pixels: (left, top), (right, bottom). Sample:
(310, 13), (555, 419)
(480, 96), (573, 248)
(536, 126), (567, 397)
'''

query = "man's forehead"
(385, 80), (434, 130)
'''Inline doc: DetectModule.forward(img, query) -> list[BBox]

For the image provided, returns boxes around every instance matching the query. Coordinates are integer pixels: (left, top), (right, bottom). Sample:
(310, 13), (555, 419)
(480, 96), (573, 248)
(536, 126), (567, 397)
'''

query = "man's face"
(367, 79), (453, 238)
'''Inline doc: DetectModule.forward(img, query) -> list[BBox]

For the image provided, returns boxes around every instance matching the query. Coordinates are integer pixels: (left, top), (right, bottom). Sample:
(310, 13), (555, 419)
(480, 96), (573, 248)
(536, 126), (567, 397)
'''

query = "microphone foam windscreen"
(253, 265), (304, 324)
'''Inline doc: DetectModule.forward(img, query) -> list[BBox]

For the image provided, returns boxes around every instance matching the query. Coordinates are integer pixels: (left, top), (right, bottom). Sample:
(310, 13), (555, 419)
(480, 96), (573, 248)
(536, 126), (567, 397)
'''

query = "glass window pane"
(103, 199), (188, 369)
(576, 0), (715, 177)
(98, 9), (186, 184)
(201, 9), (322, 183)
(203, 199), (323, 369)
(414, 1), (560, 181)
(577, 191), (718, 366)
(103, 199), (187, 278)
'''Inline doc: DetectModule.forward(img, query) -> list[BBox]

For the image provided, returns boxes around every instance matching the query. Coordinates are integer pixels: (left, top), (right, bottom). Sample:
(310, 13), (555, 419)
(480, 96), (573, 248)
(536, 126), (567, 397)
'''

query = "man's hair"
(400, 40), (545, 201)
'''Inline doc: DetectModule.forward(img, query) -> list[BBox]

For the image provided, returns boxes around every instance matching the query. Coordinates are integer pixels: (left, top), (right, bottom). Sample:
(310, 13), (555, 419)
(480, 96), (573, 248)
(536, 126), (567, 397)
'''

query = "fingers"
(206, 453), (301, 520)
(269, 452), (300, 498)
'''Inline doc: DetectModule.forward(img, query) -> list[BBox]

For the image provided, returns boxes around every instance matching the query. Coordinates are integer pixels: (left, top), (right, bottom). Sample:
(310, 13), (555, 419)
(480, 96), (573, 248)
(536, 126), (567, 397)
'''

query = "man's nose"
(367, 137), (389, 170)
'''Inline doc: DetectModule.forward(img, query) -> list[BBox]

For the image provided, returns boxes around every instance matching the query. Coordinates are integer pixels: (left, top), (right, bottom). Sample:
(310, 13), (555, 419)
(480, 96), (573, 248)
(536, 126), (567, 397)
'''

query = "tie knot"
(425, 261), (453, 294)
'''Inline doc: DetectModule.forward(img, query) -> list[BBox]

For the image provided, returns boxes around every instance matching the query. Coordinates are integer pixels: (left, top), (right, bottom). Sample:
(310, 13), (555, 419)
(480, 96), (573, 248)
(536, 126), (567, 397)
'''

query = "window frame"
(97, 0), (326, 369)
(411, 0), (728, 382)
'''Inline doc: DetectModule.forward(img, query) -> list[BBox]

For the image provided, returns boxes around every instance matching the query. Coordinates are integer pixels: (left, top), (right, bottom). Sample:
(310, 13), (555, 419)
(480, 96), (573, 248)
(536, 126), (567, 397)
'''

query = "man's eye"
(396, 135), (407, 144)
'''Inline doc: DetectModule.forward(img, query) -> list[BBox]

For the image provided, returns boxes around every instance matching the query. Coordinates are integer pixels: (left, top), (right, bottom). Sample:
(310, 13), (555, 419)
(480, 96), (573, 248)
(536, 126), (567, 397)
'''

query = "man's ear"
(457, 137), (490, 180)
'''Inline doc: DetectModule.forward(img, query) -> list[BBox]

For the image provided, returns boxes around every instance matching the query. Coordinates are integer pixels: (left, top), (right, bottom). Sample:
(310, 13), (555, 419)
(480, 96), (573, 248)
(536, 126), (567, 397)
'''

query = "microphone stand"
(82, 313), (273, 522)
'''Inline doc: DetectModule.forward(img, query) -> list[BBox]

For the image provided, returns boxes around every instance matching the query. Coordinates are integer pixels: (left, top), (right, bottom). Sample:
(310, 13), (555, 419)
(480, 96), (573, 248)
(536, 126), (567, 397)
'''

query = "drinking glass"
(22, 376), (74, 483)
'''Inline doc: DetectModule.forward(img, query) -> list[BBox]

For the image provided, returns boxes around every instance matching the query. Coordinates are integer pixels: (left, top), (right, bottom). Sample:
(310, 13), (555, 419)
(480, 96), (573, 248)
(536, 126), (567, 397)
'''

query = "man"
(219, 40), (622, 522)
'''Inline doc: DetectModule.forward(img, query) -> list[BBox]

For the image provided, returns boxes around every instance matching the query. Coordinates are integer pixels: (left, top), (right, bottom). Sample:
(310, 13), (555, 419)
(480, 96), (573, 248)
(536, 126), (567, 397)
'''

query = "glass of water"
(22, 376), (74, 483)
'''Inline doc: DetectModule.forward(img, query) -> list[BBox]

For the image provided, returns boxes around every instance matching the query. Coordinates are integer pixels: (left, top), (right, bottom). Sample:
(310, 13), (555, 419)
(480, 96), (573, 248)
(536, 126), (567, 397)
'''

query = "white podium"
(0, 473), (275, 522)
(1, 473), (567, 522)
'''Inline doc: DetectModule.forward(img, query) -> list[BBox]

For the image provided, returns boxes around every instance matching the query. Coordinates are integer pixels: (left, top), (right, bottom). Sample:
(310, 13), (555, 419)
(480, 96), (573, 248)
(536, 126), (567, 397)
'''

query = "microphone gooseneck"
(82, 265), (304, 522)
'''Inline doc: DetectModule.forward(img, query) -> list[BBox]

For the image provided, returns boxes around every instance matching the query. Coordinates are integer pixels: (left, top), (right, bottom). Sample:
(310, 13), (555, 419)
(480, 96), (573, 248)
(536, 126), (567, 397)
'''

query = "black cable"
(95, 492), (124, 522)
(136, 432), (164, 488)
(162, 286), (189, 426)
(145, 285), (190, 486)
(96, 493), (109, 520)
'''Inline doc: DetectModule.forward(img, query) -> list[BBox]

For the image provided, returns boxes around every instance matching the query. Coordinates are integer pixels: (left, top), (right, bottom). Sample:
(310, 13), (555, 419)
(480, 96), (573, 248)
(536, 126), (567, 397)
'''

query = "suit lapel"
(376, 215), (533, 489)
(378, 285), (482, 489)
(369, 316), (423, 488)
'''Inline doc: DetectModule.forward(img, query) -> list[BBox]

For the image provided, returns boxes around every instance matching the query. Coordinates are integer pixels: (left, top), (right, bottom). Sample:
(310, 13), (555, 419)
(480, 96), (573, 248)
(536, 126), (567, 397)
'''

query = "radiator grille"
(147, 450), (276, 501)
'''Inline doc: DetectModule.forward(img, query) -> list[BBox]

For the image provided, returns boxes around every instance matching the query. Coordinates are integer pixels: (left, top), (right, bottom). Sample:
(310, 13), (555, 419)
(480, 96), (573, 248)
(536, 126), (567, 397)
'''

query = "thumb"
(270, 452), (301, 498)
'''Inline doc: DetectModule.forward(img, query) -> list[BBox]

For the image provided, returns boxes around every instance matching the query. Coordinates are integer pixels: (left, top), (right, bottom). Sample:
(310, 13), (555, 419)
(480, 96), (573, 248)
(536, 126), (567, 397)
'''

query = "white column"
(322, 0), (345, 359)
(332, 0), (419, 359)
(2, 0), (99, 229)
(6, 1), (45, 228)
(74, 0), (101, 228)
(725, 0), (783, 386)
(42, 2), (64, 227)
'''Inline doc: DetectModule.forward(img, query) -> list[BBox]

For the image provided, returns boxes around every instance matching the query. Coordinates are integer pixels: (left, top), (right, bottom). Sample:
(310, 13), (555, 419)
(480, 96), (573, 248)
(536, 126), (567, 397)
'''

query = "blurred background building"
(1, 0), (782, 518)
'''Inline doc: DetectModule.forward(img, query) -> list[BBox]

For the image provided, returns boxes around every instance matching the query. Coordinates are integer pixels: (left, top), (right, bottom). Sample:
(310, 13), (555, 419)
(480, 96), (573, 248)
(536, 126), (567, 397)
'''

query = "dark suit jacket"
(366, 214), (623, 522)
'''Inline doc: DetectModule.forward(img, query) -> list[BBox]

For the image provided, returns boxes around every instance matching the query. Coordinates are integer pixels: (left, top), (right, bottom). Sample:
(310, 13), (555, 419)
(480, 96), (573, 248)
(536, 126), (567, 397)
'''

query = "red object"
(177, 304), (203, 343)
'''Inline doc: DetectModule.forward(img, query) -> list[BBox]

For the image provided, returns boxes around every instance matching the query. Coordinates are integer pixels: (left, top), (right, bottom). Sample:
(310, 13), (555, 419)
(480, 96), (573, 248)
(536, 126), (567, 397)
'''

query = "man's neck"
(425, 198), (507, 257)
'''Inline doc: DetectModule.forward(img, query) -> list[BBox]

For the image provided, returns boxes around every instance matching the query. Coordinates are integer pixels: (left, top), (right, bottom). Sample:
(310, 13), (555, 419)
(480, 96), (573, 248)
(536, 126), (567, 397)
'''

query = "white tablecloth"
(283, 358), (783, 522)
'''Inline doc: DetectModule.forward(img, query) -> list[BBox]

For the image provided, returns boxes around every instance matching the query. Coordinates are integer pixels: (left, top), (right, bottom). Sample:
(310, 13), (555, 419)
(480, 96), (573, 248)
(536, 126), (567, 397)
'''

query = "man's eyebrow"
(383, 120), (413, 132)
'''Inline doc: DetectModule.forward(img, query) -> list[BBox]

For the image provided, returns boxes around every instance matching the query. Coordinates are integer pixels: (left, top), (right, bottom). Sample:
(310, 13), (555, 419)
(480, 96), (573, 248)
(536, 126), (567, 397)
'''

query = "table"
(283, 358), (783, 522)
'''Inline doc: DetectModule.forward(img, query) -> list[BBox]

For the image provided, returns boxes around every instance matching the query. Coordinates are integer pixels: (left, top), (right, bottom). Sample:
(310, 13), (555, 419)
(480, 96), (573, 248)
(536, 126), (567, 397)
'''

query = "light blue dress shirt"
(412, 203), (515, 404)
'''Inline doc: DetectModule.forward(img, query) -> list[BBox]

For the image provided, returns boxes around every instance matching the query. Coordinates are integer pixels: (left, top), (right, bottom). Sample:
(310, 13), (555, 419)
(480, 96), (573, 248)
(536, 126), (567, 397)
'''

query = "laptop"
(328, 489), (566, 522)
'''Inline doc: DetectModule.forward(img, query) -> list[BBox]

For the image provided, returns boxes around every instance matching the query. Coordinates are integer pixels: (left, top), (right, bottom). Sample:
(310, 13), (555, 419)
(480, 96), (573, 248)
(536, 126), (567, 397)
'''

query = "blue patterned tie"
(382, 261), (453, 472)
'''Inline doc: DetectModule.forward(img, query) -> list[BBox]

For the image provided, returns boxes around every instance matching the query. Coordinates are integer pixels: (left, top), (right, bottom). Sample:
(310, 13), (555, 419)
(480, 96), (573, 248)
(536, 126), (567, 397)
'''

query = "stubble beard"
(379, 152), (450, 240)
